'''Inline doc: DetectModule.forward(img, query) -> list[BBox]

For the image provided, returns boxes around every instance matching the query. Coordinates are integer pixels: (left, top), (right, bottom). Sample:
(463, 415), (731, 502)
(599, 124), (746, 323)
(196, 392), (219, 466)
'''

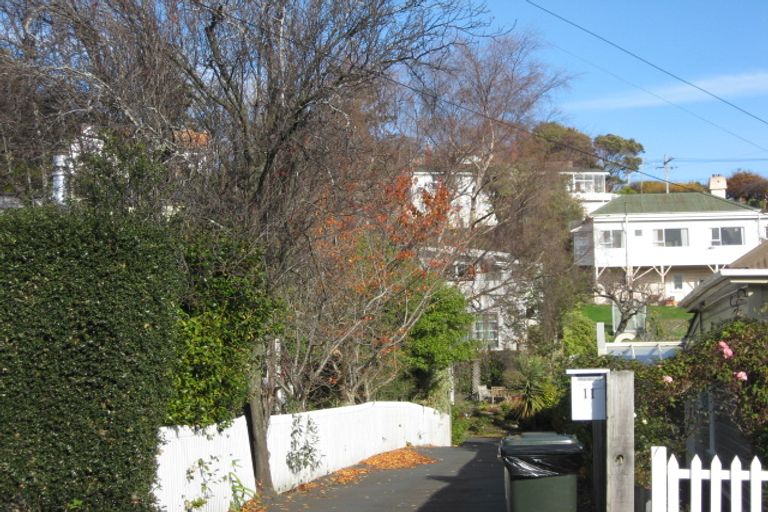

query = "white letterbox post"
(565, 368), (634, 512)
(566, 368), (608, 421)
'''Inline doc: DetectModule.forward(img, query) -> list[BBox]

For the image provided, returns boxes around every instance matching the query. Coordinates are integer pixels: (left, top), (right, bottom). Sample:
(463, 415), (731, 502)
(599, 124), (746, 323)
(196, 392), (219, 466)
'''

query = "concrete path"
(262, 438), (506, 512)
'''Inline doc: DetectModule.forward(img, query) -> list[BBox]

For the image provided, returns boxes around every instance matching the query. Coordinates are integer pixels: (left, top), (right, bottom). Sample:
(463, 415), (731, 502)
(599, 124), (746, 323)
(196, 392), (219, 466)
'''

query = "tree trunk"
(245, 383), (275, 494)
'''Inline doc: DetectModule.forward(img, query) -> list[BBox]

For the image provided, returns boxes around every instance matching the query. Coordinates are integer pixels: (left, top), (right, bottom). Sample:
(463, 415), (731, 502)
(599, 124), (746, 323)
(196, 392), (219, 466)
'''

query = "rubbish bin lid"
(500, 432), (583, 456)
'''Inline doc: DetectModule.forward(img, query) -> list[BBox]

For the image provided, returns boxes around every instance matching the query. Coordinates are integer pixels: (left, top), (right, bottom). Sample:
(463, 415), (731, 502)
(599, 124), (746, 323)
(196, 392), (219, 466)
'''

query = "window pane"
(613, 230), (624, 248)
(673, 275), (683, 290)
(711, 228), (721, 245)
(666, 228), (683, 247)
(721, 227), (743, 245)
(595, 175), (605, 192)
(653, 230), (664, 246)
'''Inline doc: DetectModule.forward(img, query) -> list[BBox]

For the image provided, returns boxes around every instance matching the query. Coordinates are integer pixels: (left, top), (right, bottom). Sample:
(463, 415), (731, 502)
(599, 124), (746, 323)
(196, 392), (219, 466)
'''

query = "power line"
(526, 0), (768, 129)
(549, 42), (768, 153)
(193, 2), (760, 212)
(671, 158), (768, 164)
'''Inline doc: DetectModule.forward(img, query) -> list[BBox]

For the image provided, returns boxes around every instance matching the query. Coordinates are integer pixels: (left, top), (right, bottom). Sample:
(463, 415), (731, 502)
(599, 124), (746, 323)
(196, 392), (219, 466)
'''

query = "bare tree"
(0, 0), (488, 490)
(409, 35), (582, 347)
(596, 278), (663, 338)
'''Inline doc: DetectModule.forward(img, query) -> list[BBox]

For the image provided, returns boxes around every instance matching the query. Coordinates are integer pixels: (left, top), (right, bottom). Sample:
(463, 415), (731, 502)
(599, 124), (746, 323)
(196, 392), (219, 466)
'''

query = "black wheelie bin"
(498, 432), (584, 512)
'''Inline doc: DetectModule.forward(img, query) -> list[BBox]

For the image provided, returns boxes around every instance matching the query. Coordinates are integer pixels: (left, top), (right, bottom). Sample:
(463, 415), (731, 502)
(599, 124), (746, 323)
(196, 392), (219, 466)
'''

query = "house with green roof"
(573, 189), (768, 303)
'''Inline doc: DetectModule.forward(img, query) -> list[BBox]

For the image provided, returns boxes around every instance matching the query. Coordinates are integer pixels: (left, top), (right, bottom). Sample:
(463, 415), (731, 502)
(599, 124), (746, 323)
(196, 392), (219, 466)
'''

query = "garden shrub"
(0, 206), (181, 510)
(561, 308), (596, 356)
(166, 227), (278, 427)
(450, 403), (471, 445)
(569, 319), (768, 486)
(674, 320), (768, 459)
(504, 354), (561, 421)
(401, 284), (475, 409)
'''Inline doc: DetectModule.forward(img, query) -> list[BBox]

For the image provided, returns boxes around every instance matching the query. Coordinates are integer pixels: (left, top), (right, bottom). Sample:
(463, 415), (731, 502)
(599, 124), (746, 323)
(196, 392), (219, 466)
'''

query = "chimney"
(51, 154), (69, 204)
(708, 174), (727, 198)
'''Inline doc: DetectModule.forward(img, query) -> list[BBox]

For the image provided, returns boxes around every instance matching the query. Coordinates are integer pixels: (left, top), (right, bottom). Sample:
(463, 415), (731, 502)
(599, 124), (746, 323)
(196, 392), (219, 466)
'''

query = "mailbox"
(566, 369), (609, 421)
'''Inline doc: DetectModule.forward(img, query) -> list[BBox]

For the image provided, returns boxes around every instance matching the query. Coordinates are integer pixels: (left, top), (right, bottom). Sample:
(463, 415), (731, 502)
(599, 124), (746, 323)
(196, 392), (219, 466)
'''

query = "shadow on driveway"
(262, 437), (506, 512)
(416, 438), (506, 512)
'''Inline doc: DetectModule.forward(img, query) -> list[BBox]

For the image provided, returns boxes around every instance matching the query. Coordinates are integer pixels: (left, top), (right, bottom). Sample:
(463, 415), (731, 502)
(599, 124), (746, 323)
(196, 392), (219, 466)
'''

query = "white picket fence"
(651, 446), (768, 512)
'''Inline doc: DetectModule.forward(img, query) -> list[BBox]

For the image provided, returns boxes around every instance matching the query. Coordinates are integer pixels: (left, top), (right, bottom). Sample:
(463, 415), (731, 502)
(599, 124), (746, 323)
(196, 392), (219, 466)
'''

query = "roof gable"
(591, 192), (754, 216)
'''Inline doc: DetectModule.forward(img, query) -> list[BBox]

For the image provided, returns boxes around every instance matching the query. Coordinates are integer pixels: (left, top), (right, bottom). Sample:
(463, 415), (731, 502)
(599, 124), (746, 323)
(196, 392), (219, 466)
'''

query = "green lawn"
(579, 304), (692, 339)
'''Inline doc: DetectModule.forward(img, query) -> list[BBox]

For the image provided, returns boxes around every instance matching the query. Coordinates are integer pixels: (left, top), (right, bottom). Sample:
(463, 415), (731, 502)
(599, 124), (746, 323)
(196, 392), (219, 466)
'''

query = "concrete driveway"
(262, 438), (507, 512)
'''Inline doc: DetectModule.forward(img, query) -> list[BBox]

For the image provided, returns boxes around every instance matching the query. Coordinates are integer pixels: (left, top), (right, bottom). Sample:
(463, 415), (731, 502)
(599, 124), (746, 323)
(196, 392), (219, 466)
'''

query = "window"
(453, 262), (475, 281)
(653, 228), (688, 247)
(599, 229), (624, 248)
(473, 313), (499, 348)
(634, 229), (643, 236)
(673, 274), (683, 290)
(566, 173), (606, 194)
(711, 227), (744, 246)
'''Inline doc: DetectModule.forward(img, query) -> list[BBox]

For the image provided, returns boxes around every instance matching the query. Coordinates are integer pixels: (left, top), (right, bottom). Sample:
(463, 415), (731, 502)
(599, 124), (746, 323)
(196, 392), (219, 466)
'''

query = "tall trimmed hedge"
(0, 206), (181, 510)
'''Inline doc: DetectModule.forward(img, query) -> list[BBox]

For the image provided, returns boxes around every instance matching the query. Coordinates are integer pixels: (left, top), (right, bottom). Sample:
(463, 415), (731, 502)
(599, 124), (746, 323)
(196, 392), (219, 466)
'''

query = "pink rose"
(718, 341), (734, 359)
(734, 371), (748, 382)
(662, 375), (673, 383)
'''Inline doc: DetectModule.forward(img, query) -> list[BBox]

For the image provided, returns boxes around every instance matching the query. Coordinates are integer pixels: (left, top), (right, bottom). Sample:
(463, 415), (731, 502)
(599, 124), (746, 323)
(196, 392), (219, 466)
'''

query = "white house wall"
(591, 213), (765, 269)
(455, 268), (525, 351)
(598, 267), (714, 303)
(412, 171), (496, 228)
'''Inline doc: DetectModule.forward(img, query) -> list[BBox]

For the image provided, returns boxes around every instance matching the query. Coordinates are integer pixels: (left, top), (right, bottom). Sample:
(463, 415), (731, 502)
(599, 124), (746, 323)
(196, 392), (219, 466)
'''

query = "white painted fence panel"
(267, 401), (451, 493)
(651, 446), (768, 512)
(154, 402), (450, 509)
(155, 416), (255, 512)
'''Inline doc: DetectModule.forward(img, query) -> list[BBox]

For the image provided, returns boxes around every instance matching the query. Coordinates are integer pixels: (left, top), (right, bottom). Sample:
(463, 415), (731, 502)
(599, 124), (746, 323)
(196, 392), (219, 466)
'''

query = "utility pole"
(658, 155), (674, 193)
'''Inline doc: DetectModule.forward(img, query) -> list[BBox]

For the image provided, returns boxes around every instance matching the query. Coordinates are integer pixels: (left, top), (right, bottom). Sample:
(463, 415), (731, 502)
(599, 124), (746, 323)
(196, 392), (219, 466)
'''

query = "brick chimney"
(708, 174), (727, 198)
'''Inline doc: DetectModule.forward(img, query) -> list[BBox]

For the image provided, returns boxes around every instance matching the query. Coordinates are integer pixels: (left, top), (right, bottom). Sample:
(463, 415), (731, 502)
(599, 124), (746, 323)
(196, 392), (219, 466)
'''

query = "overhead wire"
(525, 0), (768, 128)
(548, 42), (768, 153)
(192, 1), (762, 212)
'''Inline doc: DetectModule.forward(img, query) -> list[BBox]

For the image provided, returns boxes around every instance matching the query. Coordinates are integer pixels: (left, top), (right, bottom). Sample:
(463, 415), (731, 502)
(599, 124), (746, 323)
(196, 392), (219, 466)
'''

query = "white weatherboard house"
(412, 170), (524, 351)
(573, 191), (768, 303)
(411, 169), (496, 228)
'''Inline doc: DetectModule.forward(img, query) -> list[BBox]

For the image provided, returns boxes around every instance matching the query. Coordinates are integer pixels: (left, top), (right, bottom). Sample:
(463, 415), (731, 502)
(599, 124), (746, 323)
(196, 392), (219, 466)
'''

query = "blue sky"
(485, 0), (768, 184)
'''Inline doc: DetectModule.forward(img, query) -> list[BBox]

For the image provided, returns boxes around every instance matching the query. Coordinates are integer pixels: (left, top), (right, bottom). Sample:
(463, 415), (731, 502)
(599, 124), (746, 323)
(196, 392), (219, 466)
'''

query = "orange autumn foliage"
(361, 447), (437, 470)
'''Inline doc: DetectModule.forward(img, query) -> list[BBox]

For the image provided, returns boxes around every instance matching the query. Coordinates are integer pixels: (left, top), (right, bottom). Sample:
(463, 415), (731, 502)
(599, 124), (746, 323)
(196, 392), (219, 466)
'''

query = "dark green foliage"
(377, 284), (474, 410)
(450, 403), (471, 445)
(568, 320), (768, 486)
(504, 354), (560, 420)
(404, 285), (475, 374)
(0, 206), (181, 510)
(73, 137), (171, 216)
(593, 133), (644, 177)
(561, 308), (596, 357)
(166, 227), (279, 427)
(480, 351), (506, 387)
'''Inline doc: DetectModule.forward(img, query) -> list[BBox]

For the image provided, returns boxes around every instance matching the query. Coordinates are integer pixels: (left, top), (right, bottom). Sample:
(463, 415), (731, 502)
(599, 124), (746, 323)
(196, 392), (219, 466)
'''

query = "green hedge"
(0, 206), (181, 510)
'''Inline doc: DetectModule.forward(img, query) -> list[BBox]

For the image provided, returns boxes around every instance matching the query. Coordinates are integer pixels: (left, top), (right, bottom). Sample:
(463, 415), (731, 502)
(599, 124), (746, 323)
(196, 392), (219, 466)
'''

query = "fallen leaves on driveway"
(330, 468), (369, 485)
(361, 446), (437, 470)
(240, 497), (267, 512)
(286, 446), (438, 496)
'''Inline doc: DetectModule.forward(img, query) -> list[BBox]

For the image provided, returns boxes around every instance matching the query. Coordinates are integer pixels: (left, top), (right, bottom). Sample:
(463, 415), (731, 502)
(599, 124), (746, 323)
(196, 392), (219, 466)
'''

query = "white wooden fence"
(154, 402), (450, 510)
(268, 401), (451, 493)
(651, 446), (768, 512)
(155, 416), (255, 512)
